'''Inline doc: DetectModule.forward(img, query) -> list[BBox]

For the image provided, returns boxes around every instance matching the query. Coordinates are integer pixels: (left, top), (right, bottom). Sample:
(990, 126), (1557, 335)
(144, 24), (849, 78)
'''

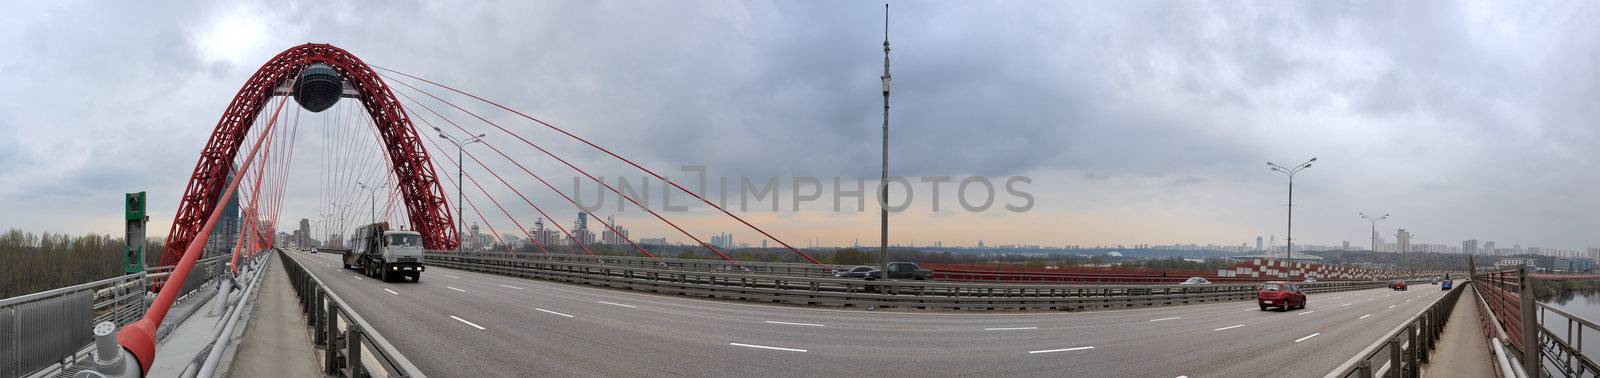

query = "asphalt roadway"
(286, 251), (1457, 377)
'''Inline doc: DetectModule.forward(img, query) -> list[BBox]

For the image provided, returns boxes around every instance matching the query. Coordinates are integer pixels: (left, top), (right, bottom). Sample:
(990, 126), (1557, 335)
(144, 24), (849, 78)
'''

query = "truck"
(343, 222), (425, 282)
(862, 262), (934, 280)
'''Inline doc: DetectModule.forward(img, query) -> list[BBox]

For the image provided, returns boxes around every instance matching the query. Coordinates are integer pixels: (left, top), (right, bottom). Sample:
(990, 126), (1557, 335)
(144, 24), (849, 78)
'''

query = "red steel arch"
(161, 43), (456, 265)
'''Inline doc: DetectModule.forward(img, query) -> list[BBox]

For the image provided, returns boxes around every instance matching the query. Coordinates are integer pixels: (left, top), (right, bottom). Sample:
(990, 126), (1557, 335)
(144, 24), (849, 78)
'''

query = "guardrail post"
(1388, 335), (1403, 377)
(1356, 359), (1373, 378)
(1519, 267), (1539, 377)
(314, 287), (327, 346)
(325, 302), (340, 375)
(1407, 323), (1420, 378)
(347, 325), (365, 377)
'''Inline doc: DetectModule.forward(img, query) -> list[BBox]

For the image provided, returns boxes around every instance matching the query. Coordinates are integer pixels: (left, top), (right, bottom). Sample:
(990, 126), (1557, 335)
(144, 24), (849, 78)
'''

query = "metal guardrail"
(0, 254), (226, 378)
(1328, 279), (1467, 378)
(423, 252), (1387, 311)
(1534, 302), (1600, 376)
(280, 249), (423, 377)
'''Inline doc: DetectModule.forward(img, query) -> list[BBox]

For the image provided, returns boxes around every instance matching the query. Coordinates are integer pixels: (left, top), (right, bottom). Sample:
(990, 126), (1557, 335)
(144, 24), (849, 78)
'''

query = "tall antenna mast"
(879, 3), (892, 284)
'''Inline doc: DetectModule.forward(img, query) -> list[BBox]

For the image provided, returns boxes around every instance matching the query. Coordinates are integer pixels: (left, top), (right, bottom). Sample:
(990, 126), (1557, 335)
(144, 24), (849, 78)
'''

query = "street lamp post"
(356, 182), (388, 227)
(435, 128), (486, 254)
(1360, 212), (1389, 253)
(1268, 157), (1316, 261)
(879, 3), (892, 282)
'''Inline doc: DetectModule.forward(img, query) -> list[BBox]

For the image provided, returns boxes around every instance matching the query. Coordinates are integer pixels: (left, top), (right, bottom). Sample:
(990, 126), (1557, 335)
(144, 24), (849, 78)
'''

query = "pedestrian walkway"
(227, 255), (323, 377)
(1424, 287), (1494, 377)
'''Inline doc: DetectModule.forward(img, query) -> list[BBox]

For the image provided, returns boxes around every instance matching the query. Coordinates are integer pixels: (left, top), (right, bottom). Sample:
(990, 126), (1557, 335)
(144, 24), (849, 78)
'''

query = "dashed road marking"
(1213, 324), (1246, 331)
(730, 343), (806, 352)
(450, 315), (485, 330)
(384, 289), (399, 295)
(1342, 303), (1351, 306)
(597, 301), (637, 308)
(1029, 346), (1094, 354)
(1295, 333), (1321, 343)
(1297, 311), (1315, 316)
(445, 275), (461, 279)
(536, 308), (574, 318)
(985, 327), (1039, 331)
(1360, 314), (1372, 319)
(447, 287), (467, 293)
(1149, 317), (1181, 322)
(499, 284), (525, 290)
(765, 321), (826, 327)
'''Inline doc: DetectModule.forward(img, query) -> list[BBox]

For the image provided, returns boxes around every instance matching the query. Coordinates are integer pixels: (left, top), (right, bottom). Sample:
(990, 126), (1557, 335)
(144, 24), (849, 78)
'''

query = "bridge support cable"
(117, 85), (289, 375)
(417, 131), (556, 254)
(391, 80), (735, 263)
(399, 93), (659, 260)
(375, 67), (824, 266)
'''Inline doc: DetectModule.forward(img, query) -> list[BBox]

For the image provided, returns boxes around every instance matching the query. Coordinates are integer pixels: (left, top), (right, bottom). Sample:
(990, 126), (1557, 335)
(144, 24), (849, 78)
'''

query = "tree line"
(0, 229), (166, 299)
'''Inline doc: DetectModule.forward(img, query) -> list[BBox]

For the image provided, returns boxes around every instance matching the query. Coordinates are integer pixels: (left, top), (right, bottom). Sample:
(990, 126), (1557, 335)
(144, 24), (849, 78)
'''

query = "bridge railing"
(0, 254), (227, 378)
(1328, 278), (1467, 378)
(422, 252), (1386, 311)
(1473, 267), (1600, 377)
(280, 249), (423, 377)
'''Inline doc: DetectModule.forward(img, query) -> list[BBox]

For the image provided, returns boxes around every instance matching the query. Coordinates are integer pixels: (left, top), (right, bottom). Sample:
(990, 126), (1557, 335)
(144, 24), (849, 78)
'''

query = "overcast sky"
(2, 1), (1598, 250)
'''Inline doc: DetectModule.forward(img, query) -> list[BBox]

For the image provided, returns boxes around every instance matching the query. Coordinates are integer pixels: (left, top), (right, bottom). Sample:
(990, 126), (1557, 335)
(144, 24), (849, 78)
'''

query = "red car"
(1257, 281), (1307, 311)
(1391, 280), (1408, 291)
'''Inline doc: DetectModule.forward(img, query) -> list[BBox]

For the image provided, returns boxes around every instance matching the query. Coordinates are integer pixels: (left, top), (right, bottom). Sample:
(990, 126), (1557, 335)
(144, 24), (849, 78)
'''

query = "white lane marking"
(1297, 311), (1315, 316)
(353, 276), (363, 280)
(447, 287), (467, 292)
(985, 326), (1039, 331)
(1149, 317), (1181, 322)
(445, 275), (461, 279)
(1029, 346), (1095, 354)
(1406, 299), (1413, 302)
(383, 289), (399, 295)
(1295, 333), (1321, 343)
(729, 343), (807, 352)
(1368, 298), (1376, 301)
(536, 308), (574, 318)
(450, 315), (486, 330)
(1342, 303), (1352, 306)
(597, 301), (637, 308)
(499, 284), (525, 290)
(1330, 296), (1343, 300)
(1213, 324), (1246, 331)
(1360, 314), (1372, 319)
(1388, 305), (1397, 309)
(765, 321), (826, 327)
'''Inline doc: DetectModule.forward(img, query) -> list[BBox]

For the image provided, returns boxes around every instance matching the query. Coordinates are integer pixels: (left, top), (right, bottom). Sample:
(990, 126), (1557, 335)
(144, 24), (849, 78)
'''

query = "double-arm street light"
(356, 181), (388, 226)
(1268, 157), (1316, 261)
(434, 128), (486, 254)
(1360, 212), (1389, 253)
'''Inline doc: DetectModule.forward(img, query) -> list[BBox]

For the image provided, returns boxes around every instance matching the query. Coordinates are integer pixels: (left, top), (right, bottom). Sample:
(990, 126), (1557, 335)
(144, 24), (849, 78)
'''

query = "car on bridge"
(1391, 280), (1408, 291)
(1440, 280), (1453, 290)
(863, 262), (933, 280)
(1256, 281), (1306, 311)
(1178, 277), (1211, 285)
(833, 266), (874, 278)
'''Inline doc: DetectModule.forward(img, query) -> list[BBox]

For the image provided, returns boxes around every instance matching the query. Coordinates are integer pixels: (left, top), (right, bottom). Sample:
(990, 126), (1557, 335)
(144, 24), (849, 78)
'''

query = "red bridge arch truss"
(161, 43), (457, 265)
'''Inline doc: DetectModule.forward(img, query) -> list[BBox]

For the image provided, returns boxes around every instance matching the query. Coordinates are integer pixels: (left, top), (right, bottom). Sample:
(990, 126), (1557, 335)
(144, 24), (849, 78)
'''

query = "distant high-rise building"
(204, 168), (241, 258)
(601, 215), (629, 245)
(1396, 229), (1410, 254)
(1342, 241), (1350, 250)
(639, 237), (668, 246)
(1256, 236), (1264, 251)
(1463, 239), (1479, 255)
(1485, 241), (1497, 256)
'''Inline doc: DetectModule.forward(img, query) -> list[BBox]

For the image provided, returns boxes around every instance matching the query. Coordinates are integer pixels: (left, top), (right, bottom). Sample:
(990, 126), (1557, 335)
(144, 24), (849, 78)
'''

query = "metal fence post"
(313, 288), (326, 346)
(1519, 267), (1539, 377)
(1389, 335), (1403, 376)
(347, 325), (365, 377)
(325, 302), (340, 375)
(1408, 323), (1420, 378)
(1357, 359), (1373, 378)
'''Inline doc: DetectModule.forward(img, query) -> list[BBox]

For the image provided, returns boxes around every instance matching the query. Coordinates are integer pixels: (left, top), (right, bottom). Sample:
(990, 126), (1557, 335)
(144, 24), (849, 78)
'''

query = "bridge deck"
(229, 255), (321, 377)
(274, 251), (1464, 377)
(1423, 287), (1493, 377)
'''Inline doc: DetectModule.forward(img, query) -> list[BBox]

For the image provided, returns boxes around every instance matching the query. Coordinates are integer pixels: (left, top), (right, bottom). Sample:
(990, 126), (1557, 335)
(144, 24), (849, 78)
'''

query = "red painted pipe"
(116, 95), (287, 375)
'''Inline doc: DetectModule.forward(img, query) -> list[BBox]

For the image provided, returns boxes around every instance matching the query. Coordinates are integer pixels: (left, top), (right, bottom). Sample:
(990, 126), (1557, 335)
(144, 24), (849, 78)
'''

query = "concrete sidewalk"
(1424, 287), (1494, 377)
(226, 255), (323, 377)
